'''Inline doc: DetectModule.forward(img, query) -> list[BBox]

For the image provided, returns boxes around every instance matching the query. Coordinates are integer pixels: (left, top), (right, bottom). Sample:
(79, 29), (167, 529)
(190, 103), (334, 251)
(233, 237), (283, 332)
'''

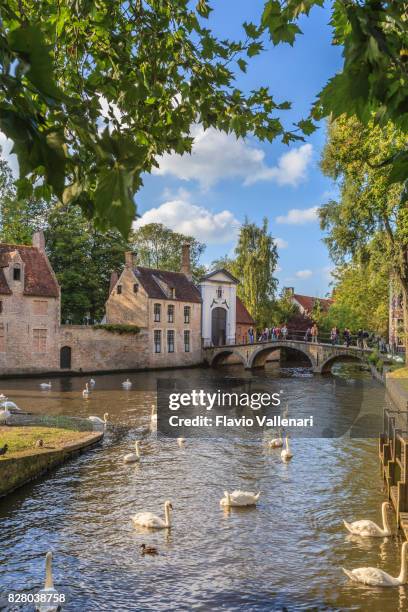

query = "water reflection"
(0, 363), (404, 611)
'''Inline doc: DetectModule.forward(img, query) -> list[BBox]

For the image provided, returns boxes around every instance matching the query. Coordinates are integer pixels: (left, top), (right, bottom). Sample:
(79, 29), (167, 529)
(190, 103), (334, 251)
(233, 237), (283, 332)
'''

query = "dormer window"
(217, 286), (222, 298)
(133, 283), (139, 293)
(117, 285), (122, 295)
(13, 266), (21, 281)
(170, 287), (175, 299)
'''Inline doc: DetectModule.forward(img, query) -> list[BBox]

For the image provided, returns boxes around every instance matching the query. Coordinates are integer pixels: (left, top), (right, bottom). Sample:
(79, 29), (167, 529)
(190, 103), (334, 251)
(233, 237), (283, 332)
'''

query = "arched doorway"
(60, 346), (72, 369)
(211, 307), (227, 346)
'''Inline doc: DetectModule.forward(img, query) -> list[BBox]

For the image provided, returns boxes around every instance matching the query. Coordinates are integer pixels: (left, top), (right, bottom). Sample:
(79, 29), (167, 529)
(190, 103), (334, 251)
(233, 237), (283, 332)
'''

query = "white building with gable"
(199, 269), (238, 347)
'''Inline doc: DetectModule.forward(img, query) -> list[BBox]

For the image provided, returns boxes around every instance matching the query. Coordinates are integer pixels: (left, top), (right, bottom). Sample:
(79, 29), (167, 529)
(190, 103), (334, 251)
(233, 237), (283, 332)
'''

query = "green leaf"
(296, 118), (316, 136)
(196, 0), (212, 18)
(237, 58), (247, 73)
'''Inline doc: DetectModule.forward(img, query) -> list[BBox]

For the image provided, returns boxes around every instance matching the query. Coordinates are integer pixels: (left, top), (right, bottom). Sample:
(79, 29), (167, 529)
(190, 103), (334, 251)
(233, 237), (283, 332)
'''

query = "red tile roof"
(134, 267), (202, 303)
(293, 293), (333, 313)
(236, 296), (255, 325)
(0, 244), (59, 298)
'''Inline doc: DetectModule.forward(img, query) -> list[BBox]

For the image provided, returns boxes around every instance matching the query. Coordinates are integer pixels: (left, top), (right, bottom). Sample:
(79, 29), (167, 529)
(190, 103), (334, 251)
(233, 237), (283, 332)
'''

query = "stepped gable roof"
(134, 266), (201, 303)
(293, 293), (333, 313)
(0, 244), (59, 298)
(236, 297), (255, 325)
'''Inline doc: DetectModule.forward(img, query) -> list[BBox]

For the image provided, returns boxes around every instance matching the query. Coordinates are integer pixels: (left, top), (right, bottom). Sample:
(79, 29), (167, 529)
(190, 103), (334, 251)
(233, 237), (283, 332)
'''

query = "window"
(117, 285), (122, 294)
(167, 330), (175, 353)
(33, 329), (47, 353)
(184, 306), (190, 324)
(170, 287), (175, 299)
(167, 304), (174, 323)
(133, 283), (139, 293)
(154, 303), (161, 322)
(217, 286), (223, 298)
(0, 324), (5, 352)
(154, 330), (161, 353)
(13, 267), (21, 281)
(33, 300), (48, 315)
(0, 301), (3, 314)
(184, 330), (190, 353)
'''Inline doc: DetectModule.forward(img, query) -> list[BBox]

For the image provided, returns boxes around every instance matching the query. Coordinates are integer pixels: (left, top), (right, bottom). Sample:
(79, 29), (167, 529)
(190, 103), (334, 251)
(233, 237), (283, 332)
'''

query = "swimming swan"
(220, 490), (261, 507)
(39, 381), (52, 390)
(89, 378), (96, 387)
(131, 500), (173, 529)
(342, 541), (408, 587)
(269, 430), (283, 448)
(82, 383), (90, 398)
(343, 501), (392, 537)
(281, 436), (293, 462)
(35, 551), (60, 612)
(88, 412), (108, 425)
(122, 378), (132, 389)
(124, 441), (141, 463)
(177, 437), (186, 446)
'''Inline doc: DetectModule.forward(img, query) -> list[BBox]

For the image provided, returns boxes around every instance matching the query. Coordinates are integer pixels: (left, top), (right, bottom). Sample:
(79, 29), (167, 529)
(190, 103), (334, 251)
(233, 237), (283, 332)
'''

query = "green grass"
(0, 426), (91, 458)
(388, 366), (408, 392)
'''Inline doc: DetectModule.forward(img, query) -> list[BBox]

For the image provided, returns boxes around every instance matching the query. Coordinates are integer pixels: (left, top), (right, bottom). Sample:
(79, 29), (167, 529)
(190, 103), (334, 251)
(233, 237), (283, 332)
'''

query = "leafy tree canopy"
(1, 1), (407, 235)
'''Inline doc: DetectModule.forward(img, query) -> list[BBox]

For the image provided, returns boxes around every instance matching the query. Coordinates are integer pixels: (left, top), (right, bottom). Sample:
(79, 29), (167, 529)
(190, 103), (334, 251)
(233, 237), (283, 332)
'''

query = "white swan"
(0, 407), (10, 425)
(131, 500), (173, 529)
(343, 501), (392, 537)
(35, 551), (60, 612)
(124, 441), (141, 463)
(39, 381), (52, 390)
(220, 490), (261, 507)
(343, 541), (408, 586)
(151, 405), (157, 428)
(82, 383), (90, 398)
(269, 429), (283, 448)
(122, 378), (132, 389)
(281, 436), (293, 462)
(88, 412), (108, 426)
(177, 437), (186, 446)
(89, 378), (96, 387)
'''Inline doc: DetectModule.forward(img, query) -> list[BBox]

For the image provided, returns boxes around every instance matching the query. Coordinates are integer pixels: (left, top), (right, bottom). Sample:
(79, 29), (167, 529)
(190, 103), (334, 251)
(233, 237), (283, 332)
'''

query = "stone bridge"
(203, 339), (371, 373)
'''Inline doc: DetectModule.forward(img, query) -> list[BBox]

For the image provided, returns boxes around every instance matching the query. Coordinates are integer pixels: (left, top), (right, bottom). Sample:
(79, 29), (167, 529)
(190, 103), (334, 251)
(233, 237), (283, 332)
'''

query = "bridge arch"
(320, 352), (366, 374)
(248, 343), (316, 370)
(208, 348), (247, 368)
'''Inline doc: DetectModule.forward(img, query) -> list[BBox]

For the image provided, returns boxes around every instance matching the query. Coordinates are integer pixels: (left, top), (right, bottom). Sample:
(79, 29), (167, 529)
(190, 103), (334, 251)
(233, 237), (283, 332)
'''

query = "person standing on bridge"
(281, 324), (288, 340)
(343, 327), (351, 347)
(311, 323), (318, 343)
(362, 330), (369, 350)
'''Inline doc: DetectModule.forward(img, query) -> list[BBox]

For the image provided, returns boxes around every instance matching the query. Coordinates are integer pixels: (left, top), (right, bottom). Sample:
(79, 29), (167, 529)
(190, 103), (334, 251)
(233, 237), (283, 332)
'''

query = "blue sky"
(136, 1), (343, 297)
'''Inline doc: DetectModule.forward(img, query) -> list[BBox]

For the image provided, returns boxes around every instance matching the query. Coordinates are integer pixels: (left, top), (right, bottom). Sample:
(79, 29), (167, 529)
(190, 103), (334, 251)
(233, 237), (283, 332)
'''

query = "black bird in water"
(140, 544), (158, 555)
(0, 444), (8, 456)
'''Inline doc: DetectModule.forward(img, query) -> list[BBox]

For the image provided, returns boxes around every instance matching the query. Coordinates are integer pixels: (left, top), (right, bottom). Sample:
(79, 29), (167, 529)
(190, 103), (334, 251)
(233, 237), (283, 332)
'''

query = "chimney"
(32, 230), (45, 251)
(283, 286), (294, 297)
(181, 243), (192, 280)
(125, 251), (136, 268)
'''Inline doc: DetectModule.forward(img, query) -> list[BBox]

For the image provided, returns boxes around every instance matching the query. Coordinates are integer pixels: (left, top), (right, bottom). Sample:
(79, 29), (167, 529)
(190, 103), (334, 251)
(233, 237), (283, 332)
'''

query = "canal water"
(0, 363), (406, 611)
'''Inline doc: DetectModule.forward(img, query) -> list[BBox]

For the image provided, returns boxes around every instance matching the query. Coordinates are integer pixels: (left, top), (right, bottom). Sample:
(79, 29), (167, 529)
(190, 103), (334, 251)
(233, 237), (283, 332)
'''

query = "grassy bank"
(388, 367), (408, 392)
(0, 426), (90, 459)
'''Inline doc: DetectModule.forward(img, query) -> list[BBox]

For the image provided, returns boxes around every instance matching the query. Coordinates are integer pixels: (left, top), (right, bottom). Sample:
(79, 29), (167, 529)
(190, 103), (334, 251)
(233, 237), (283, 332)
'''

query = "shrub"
(93, 324), (140, 335)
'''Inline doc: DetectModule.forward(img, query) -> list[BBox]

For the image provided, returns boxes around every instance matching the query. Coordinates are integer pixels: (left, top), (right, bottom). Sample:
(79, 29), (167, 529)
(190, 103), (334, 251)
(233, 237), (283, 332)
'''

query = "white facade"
(199, 270), (238, 347)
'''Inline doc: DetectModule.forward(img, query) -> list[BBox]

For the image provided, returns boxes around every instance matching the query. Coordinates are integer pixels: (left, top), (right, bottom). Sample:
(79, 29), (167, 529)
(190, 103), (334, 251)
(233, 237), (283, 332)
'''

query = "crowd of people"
(246, 324), (391, 353)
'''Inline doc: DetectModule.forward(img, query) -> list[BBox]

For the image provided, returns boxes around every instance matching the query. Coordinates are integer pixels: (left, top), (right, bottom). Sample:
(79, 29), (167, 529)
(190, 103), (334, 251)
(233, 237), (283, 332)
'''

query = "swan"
(35, 551), (60, 612)
(0, 407), (11, 425)
(342, 541), (408, 587)
(140, 544), (158, 555)
(82, 383), (90, 398)
(39, 381), (52, 390)
(122, 378), (132, 389)
(89, 378), (96, 387)
(269, 429), (283, 448)
(220, 490), (261, 507)
(177, 437), (186, 446)
(281, 436), (293, 462)
(131, 500), (173, 529)
(124, 441), (141, 463)
(343, 502), (392, 537)
(150, 405), (157, 428)
(88, 412), (108, 426)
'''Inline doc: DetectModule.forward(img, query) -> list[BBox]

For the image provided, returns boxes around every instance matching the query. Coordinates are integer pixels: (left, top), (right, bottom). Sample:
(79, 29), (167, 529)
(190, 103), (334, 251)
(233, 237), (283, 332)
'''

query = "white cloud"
(276, 206), (319, 225)
(274, 237), (288, 249)
(0, 132), (19, 177)
(154, 125), (313, 189)
(133, 195), (239, 245)
(295, 269), (313, 279)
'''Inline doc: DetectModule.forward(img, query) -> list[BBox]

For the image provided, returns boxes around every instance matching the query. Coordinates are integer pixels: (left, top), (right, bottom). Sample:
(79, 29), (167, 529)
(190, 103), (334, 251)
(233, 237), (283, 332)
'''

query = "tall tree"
(231, 218), (278, 327)
(131, 223), (206, 282)
(319, 116), (406, 340)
